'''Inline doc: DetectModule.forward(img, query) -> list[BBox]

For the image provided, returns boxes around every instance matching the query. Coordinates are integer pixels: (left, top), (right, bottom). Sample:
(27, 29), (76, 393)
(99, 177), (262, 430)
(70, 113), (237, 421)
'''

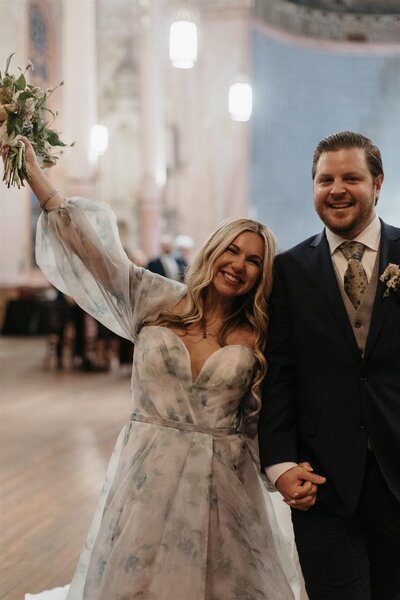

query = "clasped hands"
(276, 462), (326, 511)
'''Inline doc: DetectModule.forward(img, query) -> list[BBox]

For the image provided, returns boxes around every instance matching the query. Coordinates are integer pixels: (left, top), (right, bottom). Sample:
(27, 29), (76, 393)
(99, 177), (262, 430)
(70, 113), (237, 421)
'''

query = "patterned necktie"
(339, 241), (368, 309)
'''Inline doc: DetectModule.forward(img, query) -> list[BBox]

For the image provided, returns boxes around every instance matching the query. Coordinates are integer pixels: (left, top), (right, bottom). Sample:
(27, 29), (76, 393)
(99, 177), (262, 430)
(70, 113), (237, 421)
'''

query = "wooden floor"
(0, 337), (130, 600)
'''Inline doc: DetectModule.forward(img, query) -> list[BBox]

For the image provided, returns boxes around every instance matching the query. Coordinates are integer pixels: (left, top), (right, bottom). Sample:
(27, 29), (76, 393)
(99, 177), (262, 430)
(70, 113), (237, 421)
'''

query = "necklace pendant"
(202, 320), (217, 338)
(204, 330), (216, 338)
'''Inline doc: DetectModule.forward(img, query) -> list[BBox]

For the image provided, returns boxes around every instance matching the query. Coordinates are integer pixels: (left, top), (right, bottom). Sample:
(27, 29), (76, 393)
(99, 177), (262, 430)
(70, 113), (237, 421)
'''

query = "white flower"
(23, 97), (36, 119)
(380, 263), (400, 299)
(0, 121), (19, 146)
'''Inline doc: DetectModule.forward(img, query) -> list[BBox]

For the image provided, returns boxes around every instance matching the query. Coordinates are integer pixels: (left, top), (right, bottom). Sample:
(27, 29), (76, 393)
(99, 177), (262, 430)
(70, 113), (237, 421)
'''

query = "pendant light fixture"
(169, 8), (198, 69)
(228, 11), (252, 122)
(229, 76), (253, 122)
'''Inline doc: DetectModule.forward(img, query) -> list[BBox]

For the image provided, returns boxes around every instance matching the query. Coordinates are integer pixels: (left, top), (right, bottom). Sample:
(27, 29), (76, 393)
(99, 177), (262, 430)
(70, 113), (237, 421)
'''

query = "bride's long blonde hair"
(154, 217), (276, 434)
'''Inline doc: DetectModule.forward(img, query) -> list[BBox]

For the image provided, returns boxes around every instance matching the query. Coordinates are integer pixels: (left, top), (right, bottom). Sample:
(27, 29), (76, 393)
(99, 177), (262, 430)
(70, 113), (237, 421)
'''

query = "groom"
(258, 131), (400, 599)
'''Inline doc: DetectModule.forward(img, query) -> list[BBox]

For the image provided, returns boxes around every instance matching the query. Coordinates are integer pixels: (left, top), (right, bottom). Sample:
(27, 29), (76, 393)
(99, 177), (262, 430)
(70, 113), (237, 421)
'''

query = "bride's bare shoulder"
(228, 326), (256, 349)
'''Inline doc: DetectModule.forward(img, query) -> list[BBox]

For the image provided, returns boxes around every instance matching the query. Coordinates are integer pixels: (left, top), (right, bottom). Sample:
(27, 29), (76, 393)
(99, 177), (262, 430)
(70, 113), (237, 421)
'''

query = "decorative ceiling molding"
(253, 0), (400, 43)
(284, 0), (400, 14)
(160, 0), (252, 20)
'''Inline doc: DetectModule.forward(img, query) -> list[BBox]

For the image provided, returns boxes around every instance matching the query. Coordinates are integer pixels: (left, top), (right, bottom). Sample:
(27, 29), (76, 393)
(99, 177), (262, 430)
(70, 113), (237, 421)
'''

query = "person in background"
(45, 290), (74, 369)
(258, 131), (400, 599)
(174, 234), (194, 282)
(6, 137), (300, 600)
(147, 234), (181, 280)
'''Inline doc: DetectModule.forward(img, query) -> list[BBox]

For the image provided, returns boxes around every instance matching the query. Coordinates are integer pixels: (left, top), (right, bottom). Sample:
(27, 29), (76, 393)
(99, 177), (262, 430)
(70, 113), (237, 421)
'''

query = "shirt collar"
(326, 215), (381, 256)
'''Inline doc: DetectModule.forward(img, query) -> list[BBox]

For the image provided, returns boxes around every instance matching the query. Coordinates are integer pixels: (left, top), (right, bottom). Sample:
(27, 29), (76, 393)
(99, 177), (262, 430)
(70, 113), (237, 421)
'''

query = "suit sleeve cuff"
(265, 462), (297, 486)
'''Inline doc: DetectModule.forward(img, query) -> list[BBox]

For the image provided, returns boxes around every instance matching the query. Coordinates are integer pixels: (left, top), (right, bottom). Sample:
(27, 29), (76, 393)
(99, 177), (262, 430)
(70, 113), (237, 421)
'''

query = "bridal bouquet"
(0, 53), (71, 188)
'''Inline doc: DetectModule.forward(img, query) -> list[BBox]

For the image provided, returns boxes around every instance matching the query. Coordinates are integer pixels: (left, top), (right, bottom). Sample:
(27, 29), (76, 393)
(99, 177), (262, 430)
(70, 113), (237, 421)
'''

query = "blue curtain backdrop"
(250, 28), (400, 250)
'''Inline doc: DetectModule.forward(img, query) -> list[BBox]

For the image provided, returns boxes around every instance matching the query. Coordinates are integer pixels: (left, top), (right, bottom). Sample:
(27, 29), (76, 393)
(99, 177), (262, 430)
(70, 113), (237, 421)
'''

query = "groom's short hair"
(312, 131), (384, 180)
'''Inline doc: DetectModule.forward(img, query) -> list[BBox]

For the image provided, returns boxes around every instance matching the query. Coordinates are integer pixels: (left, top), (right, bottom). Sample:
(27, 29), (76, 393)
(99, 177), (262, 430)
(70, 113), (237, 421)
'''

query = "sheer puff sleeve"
(36, 197), (186, 341)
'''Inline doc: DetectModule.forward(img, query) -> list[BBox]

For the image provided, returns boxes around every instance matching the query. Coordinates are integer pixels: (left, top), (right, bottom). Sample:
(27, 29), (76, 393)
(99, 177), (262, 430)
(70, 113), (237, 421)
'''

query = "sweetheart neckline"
(145, 325), (254, 384)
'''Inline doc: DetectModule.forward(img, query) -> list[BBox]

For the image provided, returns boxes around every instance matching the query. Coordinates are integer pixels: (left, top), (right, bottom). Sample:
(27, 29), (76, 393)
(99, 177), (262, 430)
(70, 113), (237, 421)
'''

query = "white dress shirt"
(265, 216), (381, 486)
(326, 215), (381, 284)
(160, 253), (180, 281)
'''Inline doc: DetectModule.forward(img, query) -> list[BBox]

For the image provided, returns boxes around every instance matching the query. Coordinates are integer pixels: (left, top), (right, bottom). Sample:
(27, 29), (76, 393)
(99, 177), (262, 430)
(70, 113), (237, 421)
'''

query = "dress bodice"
(131, 326), (256, 431)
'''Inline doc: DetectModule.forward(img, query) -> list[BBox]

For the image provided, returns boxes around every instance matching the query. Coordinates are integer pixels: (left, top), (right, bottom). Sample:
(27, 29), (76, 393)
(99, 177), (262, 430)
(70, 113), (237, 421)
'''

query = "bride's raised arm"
(8, 138), (185, 342)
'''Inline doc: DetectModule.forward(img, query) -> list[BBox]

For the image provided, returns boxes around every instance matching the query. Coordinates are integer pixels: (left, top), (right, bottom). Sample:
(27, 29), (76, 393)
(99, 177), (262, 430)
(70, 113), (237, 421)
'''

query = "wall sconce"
(90, 124), (108, 156)
(228, 77), (253, 122)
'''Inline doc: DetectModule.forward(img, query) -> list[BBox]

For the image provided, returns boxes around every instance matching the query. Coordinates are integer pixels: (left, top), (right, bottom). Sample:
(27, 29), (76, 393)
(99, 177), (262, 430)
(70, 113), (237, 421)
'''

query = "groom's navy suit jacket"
(258, 220), (400, 518)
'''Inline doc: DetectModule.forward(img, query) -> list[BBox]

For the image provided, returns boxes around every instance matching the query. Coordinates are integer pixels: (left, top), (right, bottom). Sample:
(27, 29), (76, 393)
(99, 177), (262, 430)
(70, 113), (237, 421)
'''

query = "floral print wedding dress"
(29, 198), (299, 600)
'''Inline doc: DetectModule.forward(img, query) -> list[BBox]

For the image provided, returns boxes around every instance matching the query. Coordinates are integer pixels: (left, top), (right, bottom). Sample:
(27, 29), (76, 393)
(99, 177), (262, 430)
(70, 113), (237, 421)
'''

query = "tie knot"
(339, 241), (365, 262)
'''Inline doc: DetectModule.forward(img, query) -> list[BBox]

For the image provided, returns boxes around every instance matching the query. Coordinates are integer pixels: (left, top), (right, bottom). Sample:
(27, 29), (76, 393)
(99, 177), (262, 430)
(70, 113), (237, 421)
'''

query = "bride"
(5, 138), (302, 600)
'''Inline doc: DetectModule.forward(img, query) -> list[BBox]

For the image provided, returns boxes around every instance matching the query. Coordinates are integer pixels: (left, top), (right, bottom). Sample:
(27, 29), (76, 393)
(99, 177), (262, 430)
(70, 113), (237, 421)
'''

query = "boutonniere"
(380, 263), (400, 299)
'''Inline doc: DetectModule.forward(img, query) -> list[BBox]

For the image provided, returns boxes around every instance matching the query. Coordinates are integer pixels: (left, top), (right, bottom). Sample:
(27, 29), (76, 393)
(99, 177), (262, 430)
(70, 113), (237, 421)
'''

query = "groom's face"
(313, 147), (383, 240)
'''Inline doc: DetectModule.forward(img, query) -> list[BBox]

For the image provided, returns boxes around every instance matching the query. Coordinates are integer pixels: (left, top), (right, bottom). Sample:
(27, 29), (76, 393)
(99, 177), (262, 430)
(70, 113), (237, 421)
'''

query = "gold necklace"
(201, 320), (217, 339)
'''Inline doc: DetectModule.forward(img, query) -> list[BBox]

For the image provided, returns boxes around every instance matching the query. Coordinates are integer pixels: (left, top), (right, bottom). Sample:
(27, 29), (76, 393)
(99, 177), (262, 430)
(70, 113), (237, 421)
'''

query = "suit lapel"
(306, 231), (362, 360)
(363, 221), (400, 361)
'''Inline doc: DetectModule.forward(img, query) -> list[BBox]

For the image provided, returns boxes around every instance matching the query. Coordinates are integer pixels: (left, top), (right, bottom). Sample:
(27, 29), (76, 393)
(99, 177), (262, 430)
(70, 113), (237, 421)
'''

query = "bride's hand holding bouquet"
(0, 53), (72, 190)
(1, 135), (64, 211)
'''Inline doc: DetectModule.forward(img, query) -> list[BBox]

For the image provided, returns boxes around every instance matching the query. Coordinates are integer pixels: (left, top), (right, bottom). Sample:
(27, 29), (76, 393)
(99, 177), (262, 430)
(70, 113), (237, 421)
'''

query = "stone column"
(60, 0), (97, 198)
(0, 0), (31, 286)
(137, 0), (165, 258)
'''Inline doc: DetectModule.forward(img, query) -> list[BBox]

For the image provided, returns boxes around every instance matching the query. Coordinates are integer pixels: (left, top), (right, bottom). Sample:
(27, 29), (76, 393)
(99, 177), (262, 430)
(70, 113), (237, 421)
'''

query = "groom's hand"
(275, 462), (326, 511)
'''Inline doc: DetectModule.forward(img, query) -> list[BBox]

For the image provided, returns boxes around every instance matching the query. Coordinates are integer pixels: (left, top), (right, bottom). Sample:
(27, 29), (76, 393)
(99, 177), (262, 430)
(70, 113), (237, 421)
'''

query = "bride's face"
(211, 231), (264, 300)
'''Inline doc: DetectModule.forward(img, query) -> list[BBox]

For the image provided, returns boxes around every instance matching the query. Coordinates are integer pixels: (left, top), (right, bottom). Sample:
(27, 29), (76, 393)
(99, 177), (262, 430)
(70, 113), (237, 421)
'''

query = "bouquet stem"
(2, 141), (29, 188)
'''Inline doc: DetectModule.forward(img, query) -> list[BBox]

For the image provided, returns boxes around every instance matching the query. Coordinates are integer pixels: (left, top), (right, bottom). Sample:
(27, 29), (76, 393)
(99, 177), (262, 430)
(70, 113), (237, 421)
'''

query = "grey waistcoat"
(336, 253), (379, 356)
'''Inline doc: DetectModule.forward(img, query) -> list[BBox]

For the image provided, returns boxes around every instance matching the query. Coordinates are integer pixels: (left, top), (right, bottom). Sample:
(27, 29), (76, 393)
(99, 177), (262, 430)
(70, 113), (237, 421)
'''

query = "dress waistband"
(130, 412), (237, 437)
